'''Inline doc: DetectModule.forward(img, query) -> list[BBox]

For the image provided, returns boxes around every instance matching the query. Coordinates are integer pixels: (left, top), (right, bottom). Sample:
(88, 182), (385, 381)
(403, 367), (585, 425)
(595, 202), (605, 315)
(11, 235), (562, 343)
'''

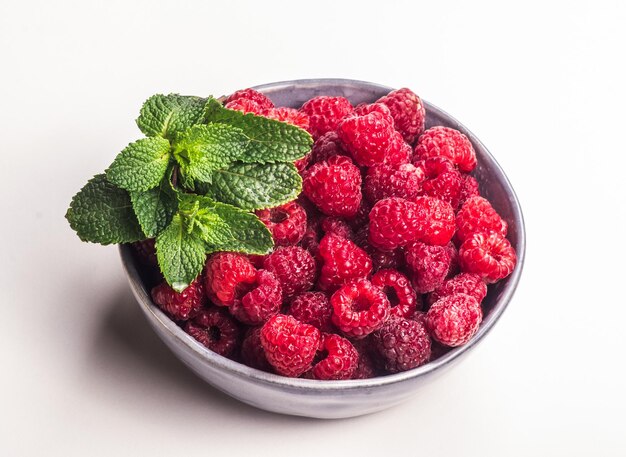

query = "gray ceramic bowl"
(119, 79), (526, 419)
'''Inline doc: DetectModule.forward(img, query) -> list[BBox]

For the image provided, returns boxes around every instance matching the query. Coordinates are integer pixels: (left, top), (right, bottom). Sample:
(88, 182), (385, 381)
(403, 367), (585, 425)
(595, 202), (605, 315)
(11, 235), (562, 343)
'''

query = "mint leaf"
(106, 137), (171, 192)
(130, 176), (178, 238)
(137, 94), (207, 140)
(156, 214), (206, 292)
(205, 162), (302, 210)
(204, 97), (312, 163)
(66, 174), (144, 245)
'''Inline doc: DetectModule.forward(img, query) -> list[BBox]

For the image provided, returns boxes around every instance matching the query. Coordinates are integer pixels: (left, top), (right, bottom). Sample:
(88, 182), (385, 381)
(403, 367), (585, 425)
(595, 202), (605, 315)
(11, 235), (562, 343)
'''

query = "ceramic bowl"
(120, 78), (526, 419)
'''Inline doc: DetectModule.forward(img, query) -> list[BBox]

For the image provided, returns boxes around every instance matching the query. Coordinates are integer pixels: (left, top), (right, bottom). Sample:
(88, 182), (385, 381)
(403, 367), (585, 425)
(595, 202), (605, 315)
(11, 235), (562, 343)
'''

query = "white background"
(2, 0), (625, 455)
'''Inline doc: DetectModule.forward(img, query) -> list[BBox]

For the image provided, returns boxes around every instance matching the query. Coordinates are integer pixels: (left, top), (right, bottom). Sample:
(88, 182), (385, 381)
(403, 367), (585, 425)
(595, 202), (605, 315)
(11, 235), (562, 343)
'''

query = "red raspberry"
(368, 197), (420, 250)
(261, 314), (321, 377)
(330, 278), (391, 338)
(405, 241), (453, 294)
(241, 326), (273, 372)
(337, 111), (397, 167)
(320, 216), (354, 241)
(263, 246), (317, 300)
(455, 196), (508, 244)
(302, 155), (362, 217)
(184, 307), (241, 358)
(229, 270), (282, 325)
(354, 102), (394, 124)
(445, 241), (461, 278)
(426, 293), (483, 347)
(311, 334), (359, 380)
(224, 88), (274, 112)
(414, 196), (455, 246)
(459, 232), (517, 283)
(428, 273), (488, 306)
(318, 234), (373, 291)
(131, 238), (157, 267)
(372, 315), (431, 373)
(414, 157), (462, 209)
(414, 126), (477, 172)
(310, 131), (347, 164)
(355, 226), (404, 272)
(293, 154), (311, 174)
(377, 88), (426, 144)
(151, 277), (206, 321)
(289, 291), (334, 332)
(224, 98), (267, 115)
(299, 216), (322, 261)
(364, 163), (425, 204)
(256, 201), (307, 246)
(386, 131), (413, 165)
(459, 174), (480, 206)
(371, 269), (418, 319)
(264, 107), (310, 131)
(300, 96), (354, 139)
(204, 252), (257, 307)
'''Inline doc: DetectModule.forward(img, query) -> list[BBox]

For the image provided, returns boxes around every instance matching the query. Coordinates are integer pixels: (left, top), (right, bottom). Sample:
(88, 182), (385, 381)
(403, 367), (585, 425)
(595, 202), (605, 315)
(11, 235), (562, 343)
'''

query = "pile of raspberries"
(135, 87), (517, 380)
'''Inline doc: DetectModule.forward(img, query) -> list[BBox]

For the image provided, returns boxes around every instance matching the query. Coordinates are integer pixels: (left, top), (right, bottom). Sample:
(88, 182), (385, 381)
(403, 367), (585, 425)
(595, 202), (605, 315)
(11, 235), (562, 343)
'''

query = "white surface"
(1, 0), (625, 455)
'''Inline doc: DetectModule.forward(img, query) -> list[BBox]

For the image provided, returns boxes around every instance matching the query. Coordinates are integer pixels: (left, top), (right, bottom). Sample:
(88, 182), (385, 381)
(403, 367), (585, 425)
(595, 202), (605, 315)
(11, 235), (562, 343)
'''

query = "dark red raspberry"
(414, 126), (477, 172)
(371, 269), (418, 319)
(289, 291), (334, 332)
(368, 197), (420, 250)
(151, 277), (206, 321)
(330, 278), (391, 338)
(320, 217), (354, 241)
(310, 131), (347, 164)
(337, 111), (397, 167)
(445, 241), (460, 278)
(351, 342), (378, 379)
(414, 157), (462, 209)
(410, 310), (427, 326)
(377, 88), (426, 144)
(311, 334), (359, 380)
(346, 199), (372, 230)
(263, 246), (317, 300)
(354, 102), (394, 124)
(299, 216), (322, 261)
(372, 315), (431, 373)
(229, 270), (282, 325)
(426, 293), (483, 347)
(455, 196), (508, 244)
(302, 155), (362, 217)
(204, 252), (257, 307)
(256, 201), (307, 246)
(318, 234), (373, 291)
(404, 241), (453, 294)
(355, 226), (404, 272)
(264, 107), (310, 131)
(131, 238), (157, 267)
(459, 174), (480, 206)
(184, 307), (241, 357)
(240, 326), (273, 371)
(414, 196), (455, 246)
(459, 232), (517, 283)
(224, 88), (274, 112)
(293, 154), (311, 174)
(300, 96), (354, 139)
(428, 273), (488, 306)
(260, 314), (321, 377)
(364, 163), (425, 204)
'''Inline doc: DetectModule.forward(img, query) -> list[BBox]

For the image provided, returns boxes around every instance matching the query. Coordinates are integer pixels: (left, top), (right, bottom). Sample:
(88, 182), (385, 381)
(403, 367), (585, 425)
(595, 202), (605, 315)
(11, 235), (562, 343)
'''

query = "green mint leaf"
(130, 175), (178, 238)
(204, 162), (302, 210)
(106, 137), (171, 192)
(137, 94), (207, 140)
(204, 97), (312, 163)
(66, 174), (144, 245)
(172, 124), (248, 182)
(156, 214), (206, 292)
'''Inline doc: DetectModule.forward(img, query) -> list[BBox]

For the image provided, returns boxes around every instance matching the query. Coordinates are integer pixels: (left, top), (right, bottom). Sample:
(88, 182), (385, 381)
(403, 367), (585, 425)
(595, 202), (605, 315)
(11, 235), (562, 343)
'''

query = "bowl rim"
(120, 78), (526, 392)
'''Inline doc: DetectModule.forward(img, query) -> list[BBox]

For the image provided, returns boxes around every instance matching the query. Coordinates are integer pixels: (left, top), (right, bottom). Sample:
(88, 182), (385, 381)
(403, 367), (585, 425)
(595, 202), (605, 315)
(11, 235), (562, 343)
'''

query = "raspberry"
(386, 131), (413, 165)
(355, 226), (404, 272)
(372, 315), (431, 373)
(414, 196), (455, 246)
(414, 126), (477, 172)
(346, 199), (372, 230)
(299, 216), (322, 260)
(364, 163), (425, 204)
(224, 98), (267, 115)
(354, 102), (394, 124)
(455, 196), (508, 244)
(337, 111), (397, 167)
(224, 88), (274, 112)
(459, 232), (517, 283)
(459, 174), (480, 206)
(240, 326), (272, 371)
(318, 234), (373, 291)
(404, 241), (453, 294)
(311, 334), (359, 380)
(260, 314), (321, 377)
(264, 107), (310, 131)
(310, 131), (347, 164)
(184, 307), (241, 357)
(263, 246), (317, 300)
(293, 154), (311, 174)
(256, 201), (307, 246)
(151, 277), (206, 321)
(414, 157), (462, 209)
(302, 155), (362, 217)
(131, 238), (157, 267)
(368, 197), (420, 250)
(377, 88), (426, 144)
(204, 252), (257, 307)
(289, 291), (334, 332)
(371, 269), (418, 319)
(229, 270), (282, 325)
(300, 96), (354, 139)
(320, 216), (354, 240)
(330, 278), (391, 338)
(445, 241), (460, 278)
(426, 293), (483, 347)
(351, 342), (378, 379)
(428, 273), (488, 306)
